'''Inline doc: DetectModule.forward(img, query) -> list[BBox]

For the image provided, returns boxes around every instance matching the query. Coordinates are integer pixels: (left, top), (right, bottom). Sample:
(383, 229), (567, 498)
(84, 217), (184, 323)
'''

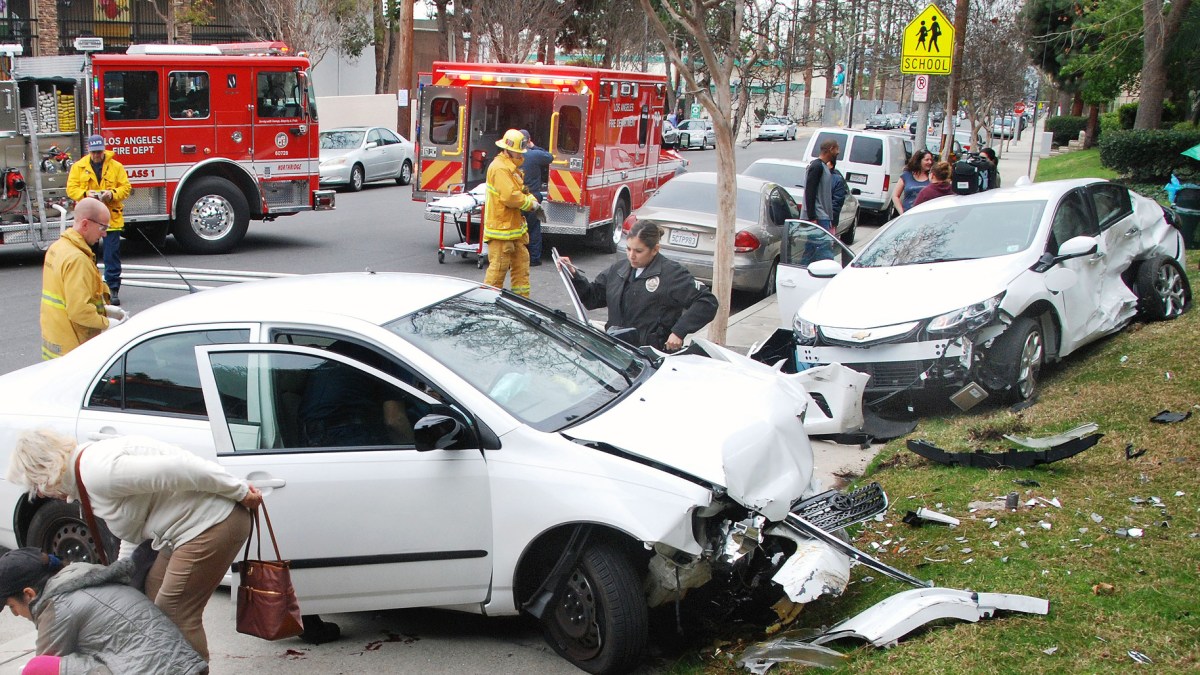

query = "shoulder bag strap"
(258, 501), (284, 562)
(73, 449), (110, 566)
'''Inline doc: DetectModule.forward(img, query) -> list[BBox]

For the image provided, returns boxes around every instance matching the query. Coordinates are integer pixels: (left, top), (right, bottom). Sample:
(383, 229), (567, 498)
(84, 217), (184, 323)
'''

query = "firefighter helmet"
(495, 129), (527, 153)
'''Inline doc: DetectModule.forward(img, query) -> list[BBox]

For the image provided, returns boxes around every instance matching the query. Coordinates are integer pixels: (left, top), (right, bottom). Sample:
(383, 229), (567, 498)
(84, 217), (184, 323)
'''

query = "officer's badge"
(645, 277), (660, 293)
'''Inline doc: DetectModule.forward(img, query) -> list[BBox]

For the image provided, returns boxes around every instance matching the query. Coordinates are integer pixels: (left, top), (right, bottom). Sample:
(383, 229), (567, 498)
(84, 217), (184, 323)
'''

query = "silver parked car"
(620, 172), (793, 296)
(742, 158), (861, 244)
(756, 116), (798, 141)
(675, 118), (715, 150)
(320, 126), (415, 192)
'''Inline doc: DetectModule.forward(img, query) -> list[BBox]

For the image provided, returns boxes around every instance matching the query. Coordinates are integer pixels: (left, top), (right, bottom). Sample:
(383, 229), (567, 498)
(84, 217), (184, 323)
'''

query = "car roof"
(132, 272), (478, 328)
(667, 171), (778, 192)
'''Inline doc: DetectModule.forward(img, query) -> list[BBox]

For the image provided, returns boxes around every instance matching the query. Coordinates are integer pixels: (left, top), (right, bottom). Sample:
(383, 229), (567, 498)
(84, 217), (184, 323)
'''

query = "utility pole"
(397, 0), (415, 139)
(941, 0), (969, 156)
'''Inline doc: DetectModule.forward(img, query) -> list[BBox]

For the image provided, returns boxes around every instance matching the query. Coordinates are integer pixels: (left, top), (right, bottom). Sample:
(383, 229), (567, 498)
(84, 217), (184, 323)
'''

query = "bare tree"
(640, 0), (778, 344)
(137, 0), (212, 44)
(469, 0), (573, 63)
(232, 0), (372, 68)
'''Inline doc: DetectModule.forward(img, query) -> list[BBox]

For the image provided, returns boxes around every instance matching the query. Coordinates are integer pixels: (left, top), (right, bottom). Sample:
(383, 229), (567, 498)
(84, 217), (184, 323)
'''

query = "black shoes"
(530, 259), (542, 267)
(300, 614), (341, 645)
(110, 290), (121, 306)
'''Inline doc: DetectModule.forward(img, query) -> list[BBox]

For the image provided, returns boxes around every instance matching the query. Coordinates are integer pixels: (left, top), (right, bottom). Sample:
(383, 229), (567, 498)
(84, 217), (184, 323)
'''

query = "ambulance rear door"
(547, 92), (588, 209)
(415, 84), (466, 200)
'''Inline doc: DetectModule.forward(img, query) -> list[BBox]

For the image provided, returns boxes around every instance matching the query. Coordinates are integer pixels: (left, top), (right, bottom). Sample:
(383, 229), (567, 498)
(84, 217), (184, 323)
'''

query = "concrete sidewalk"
(723, 119), (1047, 350)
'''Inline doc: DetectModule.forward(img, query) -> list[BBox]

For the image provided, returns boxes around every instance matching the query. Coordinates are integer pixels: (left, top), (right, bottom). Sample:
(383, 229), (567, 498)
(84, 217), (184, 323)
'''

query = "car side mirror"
(1056, 235), (1098, 259)
(414, 405), (474, 451)
(808, 258), (842, 278)
(366, 141), (379, 149)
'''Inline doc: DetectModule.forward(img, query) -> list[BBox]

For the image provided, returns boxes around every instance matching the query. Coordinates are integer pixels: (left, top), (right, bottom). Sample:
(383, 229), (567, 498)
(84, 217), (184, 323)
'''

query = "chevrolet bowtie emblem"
(851, 330), (872, 340)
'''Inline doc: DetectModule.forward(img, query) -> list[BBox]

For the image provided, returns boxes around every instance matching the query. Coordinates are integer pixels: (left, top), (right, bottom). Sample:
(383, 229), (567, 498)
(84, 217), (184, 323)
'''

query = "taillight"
(622, 214), (637, 233)
(734, 230), (760, 252)
(882, 175), (890, 191)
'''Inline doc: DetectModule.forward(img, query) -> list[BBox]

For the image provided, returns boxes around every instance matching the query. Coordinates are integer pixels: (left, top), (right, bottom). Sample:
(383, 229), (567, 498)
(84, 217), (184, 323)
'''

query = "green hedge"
(1118, 101), (1182, 129)
(1097, 128), (1200, 182)
(1100, 111), (1121, 136)
(1046, 115), (1087, 145)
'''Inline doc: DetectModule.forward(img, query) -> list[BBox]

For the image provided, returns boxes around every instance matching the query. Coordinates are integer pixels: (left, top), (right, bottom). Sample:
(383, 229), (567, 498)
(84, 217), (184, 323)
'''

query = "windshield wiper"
(497, 296), (632, 388)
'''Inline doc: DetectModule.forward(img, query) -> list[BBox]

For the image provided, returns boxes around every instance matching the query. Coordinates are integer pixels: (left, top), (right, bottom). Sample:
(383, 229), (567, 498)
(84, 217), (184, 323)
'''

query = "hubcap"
(1017, 330), (1043, 399)
(402, 164), (411, 183)
(553, 567), (602, 658)
(1156, 264), (1185, 317)
(352, 168), (363, 189)
(612, 208), (626, 246)
(48, 520), (99, 563)
(189, 194), (236, 241)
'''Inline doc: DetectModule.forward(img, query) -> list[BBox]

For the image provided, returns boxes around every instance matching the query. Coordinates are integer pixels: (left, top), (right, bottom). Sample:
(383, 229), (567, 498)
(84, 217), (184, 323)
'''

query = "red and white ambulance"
(414, 61), (685, 251)
(0, 40), (333, 254)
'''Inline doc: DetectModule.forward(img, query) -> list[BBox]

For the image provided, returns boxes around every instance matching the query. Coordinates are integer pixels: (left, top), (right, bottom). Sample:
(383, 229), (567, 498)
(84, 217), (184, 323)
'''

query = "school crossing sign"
(901, 4), (954, 75)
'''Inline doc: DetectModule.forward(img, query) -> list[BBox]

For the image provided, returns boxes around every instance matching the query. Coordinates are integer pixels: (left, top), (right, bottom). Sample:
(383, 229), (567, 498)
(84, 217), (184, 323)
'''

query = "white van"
(803, 128), (908, 218)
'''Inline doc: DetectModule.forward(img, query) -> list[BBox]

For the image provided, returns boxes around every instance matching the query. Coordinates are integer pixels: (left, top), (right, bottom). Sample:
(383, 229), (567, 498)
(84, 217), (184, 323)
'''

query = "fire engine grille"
(542, 202), (590, 235)
(263, 180), (307, 208)
(123, 187), (167, 217)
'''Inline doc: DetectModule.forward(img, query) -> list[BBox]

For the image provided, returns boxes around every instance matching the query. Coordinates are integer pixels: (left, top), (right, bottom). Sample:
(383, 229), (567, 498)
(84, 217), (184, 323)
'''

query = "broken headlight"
(793, 315), (818, 344)
(927, 293), (1004, 336)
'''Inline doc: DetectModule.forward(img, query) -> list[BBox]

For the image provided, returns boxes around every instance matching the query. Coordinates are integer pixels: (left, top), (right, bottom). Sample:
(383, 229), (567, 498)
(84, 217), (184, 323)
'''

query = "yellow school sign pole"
(901, 4), (955, 160)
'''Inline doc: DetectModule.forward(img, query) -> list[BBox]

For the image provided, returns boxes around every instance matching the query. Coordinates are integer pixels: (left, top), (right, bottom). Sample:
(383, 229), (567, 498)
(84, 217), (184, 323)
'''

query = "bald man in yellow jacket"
(483, 129), (540, 298)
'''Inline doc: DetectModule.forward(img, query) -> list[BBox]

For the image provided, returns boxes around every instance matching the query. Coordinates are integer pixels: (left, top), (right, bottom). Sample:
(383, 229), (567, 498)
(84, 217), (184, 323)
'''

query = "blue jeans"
(524, 191), (544, 262)
(102, 230), (121, 291)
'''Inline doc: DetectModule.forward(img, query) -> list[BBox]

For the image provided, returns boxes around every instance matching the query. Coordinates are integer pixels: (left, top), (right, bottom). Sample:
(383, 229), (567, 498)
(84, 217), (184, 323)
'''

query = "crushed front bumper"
(797, 337), (971, 393)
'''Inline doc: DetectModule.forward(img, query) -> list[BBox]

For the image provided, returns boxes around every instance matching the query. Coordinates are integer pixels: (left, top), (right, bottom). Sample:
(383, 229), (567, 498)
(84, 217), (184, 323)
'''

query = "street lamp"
(845, 30), (870, 128)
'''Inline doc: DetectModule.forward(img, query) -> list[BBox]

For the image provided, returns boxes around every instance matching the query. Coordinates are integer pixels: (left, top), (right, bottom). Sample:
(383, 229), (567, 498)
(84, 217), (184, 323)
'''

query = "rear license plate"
(668, 230), (699, 248)
(847, 172), (868, 184)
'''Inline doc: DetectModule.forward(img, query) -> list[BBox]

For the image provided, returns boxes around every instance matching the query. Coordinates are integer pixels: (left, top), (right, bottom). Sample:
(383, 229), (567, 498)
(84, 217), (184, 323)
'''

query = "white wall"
(315, 94), (400, 133)
(310, 45), (378, 97)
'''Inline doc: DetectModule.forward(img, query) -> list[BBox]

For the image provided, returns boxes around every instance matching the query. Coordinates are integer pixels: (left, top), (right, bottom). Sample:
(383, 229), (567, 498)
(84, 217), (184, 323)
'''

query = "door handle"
(251, 478), (286, 489)
(1089, 251), (1106, 263)
(1124, 226), (1139, 237)
(181, 145), (197, 154)
(86, 431), (120, 441)
(780, 279), (797, 288)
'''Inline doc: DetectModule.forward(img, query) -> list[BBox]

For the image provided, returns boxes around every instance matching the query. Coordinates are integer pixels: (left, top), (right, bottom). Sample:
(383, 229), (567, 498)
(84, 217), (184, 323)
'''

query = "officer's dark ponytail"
(629, 221), (663, 248)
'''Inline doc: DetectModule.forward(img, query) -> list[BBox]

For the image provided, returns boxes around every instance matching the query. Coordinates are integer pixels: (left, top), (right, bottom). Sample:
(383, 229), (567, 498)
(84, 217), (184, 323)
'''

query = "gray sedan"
(620, 172), (793, 296)
(320, 126), (415, 192)
(742, 158), (861, 244)
(675, 118), (716, 150)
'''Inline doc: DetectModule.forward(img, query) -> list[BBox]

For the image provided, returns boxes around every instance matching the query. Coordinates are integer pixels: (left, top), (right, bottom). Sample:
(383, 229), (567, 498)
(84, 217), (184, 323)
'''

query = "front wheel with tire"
(840, 211), (857, 245)
(171, 176), (250, 254)
(27, 501), (118, 564)
(348, 164), (365, 192)
(396, 160), (413, 186)
(759, 257), (779, 299)
(1136, 257), (1189, 320)
(590, 200), (627, 254)
(988, 316), (1044, 403)
(542, 542), (648, 675)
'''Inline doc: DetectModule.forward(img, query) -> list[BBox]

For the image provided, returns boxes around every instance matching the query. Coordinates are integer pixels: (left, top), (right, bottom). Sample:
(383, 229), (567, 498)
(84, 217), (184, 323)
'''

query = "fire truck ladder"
(20, 109), (66, 250)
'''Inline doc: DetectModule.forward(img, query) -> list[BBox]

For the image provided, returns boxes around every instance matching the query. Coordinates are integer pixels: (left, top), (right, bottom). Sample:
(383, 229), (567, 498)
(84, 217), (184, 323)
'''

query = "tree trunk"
(375, 1), (389, 93)
(1135, 0), (1193, 129)
(802, 0), (816, 121)
(1070, 91), (1083, 117)
(1084, 104), (1099, 148)
(942, 0), (969, 155)
(397, 0), (415, 137)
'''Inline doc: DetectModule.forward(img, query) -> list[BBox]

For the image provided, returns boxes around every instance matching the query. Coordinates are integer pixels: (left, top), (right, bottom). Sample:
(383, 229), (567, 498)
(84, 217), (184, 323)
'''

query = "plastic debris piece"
(1128, 650), (1152, 664)
(1013, 478), (1041, 487)
(1003, 422), (1100, 448)
(1009, 395), (1038, 412)
(1175, 491), (1185, 497)
(1043, 646), (1058, 655)
(902, 507), (960, 527)
(738, 630), (848, 673)
(907, 433), (1102, 469)
(992, 541), (1000, 547)
(1128, 528), (1143, 537)
(1039, 521), (1052, 531)
(1119, 355), (1128, 363)
(1150, 410), (1191, 424)
(1006, 492), (1019, 509)
(960, 548), (973, 554)
(1091, 513), (1103, 523)
(962, 558), (974, 564)
(1020, 541), (1029, 548)
(1092, 583), (1115, 595)
(1125, 444), (1148, 460)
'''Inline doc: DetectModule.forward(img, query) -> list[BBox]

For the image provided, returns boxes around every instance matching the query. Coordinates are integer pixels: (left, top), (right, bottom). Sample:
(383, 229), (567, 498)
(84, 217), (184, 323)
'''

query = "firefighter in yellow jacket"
(41, 198), (127, 360)
(67, 135), (132, 305)
(483, 129), (540, 297)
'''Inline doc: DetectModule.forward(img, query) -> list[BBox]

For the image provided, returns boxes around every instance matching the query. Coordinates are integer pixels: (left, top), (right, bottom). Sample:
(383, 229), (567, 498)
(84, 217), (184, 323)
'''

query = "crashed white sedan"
(0, 273), (893, 674)
(778, 178), (1191, 404)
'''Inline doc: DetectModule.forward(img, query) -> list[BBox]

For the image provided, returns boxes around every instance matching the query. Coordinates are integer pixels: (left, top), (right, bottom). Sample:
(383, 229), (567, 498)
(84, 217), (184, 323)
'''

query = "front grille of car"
(848, 361), (928, 391)
(820, 322), (921, 347)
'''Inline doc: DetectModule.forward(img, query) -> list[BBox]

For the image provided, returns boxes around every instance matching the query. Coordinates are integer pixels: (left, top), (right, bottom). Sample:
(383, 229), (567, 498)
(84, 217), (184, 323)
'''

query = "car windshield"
(320, 130), (364, 149)
(763, 117), (786, 125)
(744, 162), (805, 189)
(853, 200), (1048, 267)
(645, 180), (763, 221)
(386, 288), (646, 431)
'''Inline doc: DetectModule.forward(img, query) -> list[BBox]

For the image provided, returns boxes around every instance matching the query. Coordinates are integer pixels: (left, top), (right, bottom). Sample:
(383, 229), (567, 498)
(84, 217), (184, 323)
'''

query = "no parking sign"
(913, 75), (929, 103)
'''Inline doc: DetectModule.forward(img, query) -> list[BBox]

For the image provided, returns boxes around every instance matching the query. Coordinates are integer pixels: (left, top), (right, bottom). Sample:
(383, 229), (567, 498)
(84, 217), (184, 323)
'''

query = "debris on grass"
(1014, 478), (1041, 487)
(902, 507), (960, 527)
(1043, 646), (1058, 655)
(907, 433), (1102, 468)
(738, 630), (848, 673)
(1092, 582), (1115, 595)
(1128, 650), (1153, 664)
(1125, 444), (1148, 460)
(1150, 410), (1191, 424)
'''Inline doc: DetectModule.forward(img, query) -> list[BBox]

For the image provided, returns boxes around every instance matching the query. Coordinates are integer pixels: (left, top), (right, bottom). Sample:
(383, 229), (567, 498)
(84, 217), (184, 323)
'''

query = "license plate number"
(847, 173), (868, 184)
(668, 230), (699, 248)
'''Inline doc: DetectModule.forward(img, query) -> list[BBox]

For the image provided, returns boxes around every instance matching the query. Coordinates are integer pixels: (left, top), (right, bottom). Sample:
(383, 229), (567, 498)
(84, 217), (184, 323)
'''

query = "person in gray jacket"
(1, 547), (207, 675)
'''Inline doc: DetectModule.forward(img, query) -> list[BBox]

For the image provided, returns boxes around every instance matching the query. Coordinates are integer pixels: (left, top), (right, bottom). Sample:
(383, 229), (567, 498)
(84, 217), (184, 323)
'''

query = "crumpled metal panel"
(1003, 422), (1099, 448)
(769, 526), (851, 604)
(811, 587), (1049, 648)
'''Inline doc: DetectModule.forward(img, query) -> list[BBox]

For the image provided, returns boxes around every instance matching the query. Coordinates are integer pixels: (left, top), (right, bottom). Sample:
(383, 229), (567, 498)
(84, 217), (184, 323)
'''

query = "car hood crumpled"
(566, 355), (814, 522)
(800, 255), (1025, 328)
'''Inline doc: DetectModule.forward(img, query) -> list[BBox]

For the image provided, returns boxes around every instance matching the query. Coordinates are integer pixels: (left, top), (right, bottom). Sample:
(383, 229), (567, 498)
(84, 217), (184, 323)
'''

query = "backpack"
(952, 156), (992, 195)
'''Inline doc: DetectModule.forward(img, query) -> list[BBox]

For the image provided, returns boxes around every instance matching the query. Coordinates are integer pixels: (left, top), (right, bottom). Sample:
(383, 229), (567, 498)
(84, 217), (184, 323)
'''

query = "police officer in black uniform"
(560, 222), (718, 352)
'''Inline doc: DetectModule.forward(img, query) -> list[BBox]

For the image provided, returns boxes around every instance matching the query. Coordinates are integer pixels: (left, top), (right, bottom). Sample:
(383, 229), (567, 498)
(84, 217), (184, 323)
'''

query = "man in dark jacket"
(520, 130), (554, 266)
(805, 139), (839, 233)
(827, 157), (848, 227)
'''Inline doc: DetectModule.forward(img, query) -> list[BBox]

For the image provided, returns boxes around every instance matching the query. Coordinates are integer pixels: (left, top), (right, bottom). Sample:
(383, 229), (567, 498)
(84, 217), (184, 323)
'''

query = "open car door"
(776, 220), (855, 328)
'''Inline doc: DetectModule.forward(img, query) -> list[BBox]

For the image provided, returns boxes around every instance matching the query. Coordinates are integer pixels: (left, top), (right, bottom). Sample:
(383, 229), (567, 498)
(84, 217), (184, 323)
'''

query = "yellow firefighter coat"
(484, 153), (537, 241)
(41, 229), (110, 359)
(66, 151), (133, 232)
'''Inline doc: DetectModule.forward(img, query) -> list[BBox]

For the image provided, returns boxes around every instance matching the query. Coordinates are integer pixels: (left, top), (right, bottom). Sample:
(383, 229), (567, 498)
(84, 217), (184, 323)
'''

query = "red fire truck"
(414, 61), (685, 252)
(0, 39), (333, 254)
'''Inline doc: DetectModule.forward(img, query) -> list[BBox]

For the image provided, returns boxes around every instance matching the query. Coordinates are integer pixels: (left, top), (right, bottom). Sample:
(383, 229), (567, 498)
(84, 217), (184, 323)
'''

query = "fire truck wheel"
(172, 177), (250, 255)
(349, 164), (366, 192)
(396, 160), (413, 186)
(590, 199), (627, 254)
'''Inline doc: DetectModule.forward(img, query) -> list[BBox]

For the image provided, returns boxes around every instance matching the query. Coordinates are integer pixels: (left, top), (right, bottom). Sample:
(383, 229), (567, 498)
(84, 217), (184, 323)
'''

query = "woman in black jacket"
(561, 222), (718, 351)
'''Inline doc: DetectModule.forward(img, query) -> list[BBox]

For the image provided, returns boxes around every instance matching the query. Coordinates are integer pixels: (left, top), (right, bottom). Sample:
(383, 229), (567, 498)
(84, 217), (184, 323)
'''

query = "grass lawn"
(1035, 148), (1118, 182)
(673, 141), (1200, 674)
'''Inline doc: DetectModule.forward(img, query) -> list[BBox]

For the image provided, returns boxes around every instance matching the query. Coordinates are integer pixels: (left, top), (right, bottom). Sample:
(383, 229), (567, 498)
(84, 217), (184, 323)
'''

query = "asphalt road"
(0, 134), (820, 673)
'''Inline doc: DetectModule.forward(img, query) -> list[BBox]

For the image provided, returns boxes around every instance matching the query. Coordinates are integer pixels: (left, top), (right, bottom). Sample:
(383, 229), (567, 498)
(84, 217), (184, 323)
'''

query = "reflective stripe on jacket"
(40, 229), (109, 360)
(66, 151), (133, 231)
(484, 153), (536, 241)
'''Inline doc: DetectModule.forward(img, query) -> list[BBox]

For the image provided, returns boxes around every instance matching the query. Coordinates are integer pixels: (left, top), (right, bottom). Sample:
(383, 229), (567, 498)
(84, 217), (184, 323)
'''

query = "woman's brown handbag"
(236, 501), (304, 640)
